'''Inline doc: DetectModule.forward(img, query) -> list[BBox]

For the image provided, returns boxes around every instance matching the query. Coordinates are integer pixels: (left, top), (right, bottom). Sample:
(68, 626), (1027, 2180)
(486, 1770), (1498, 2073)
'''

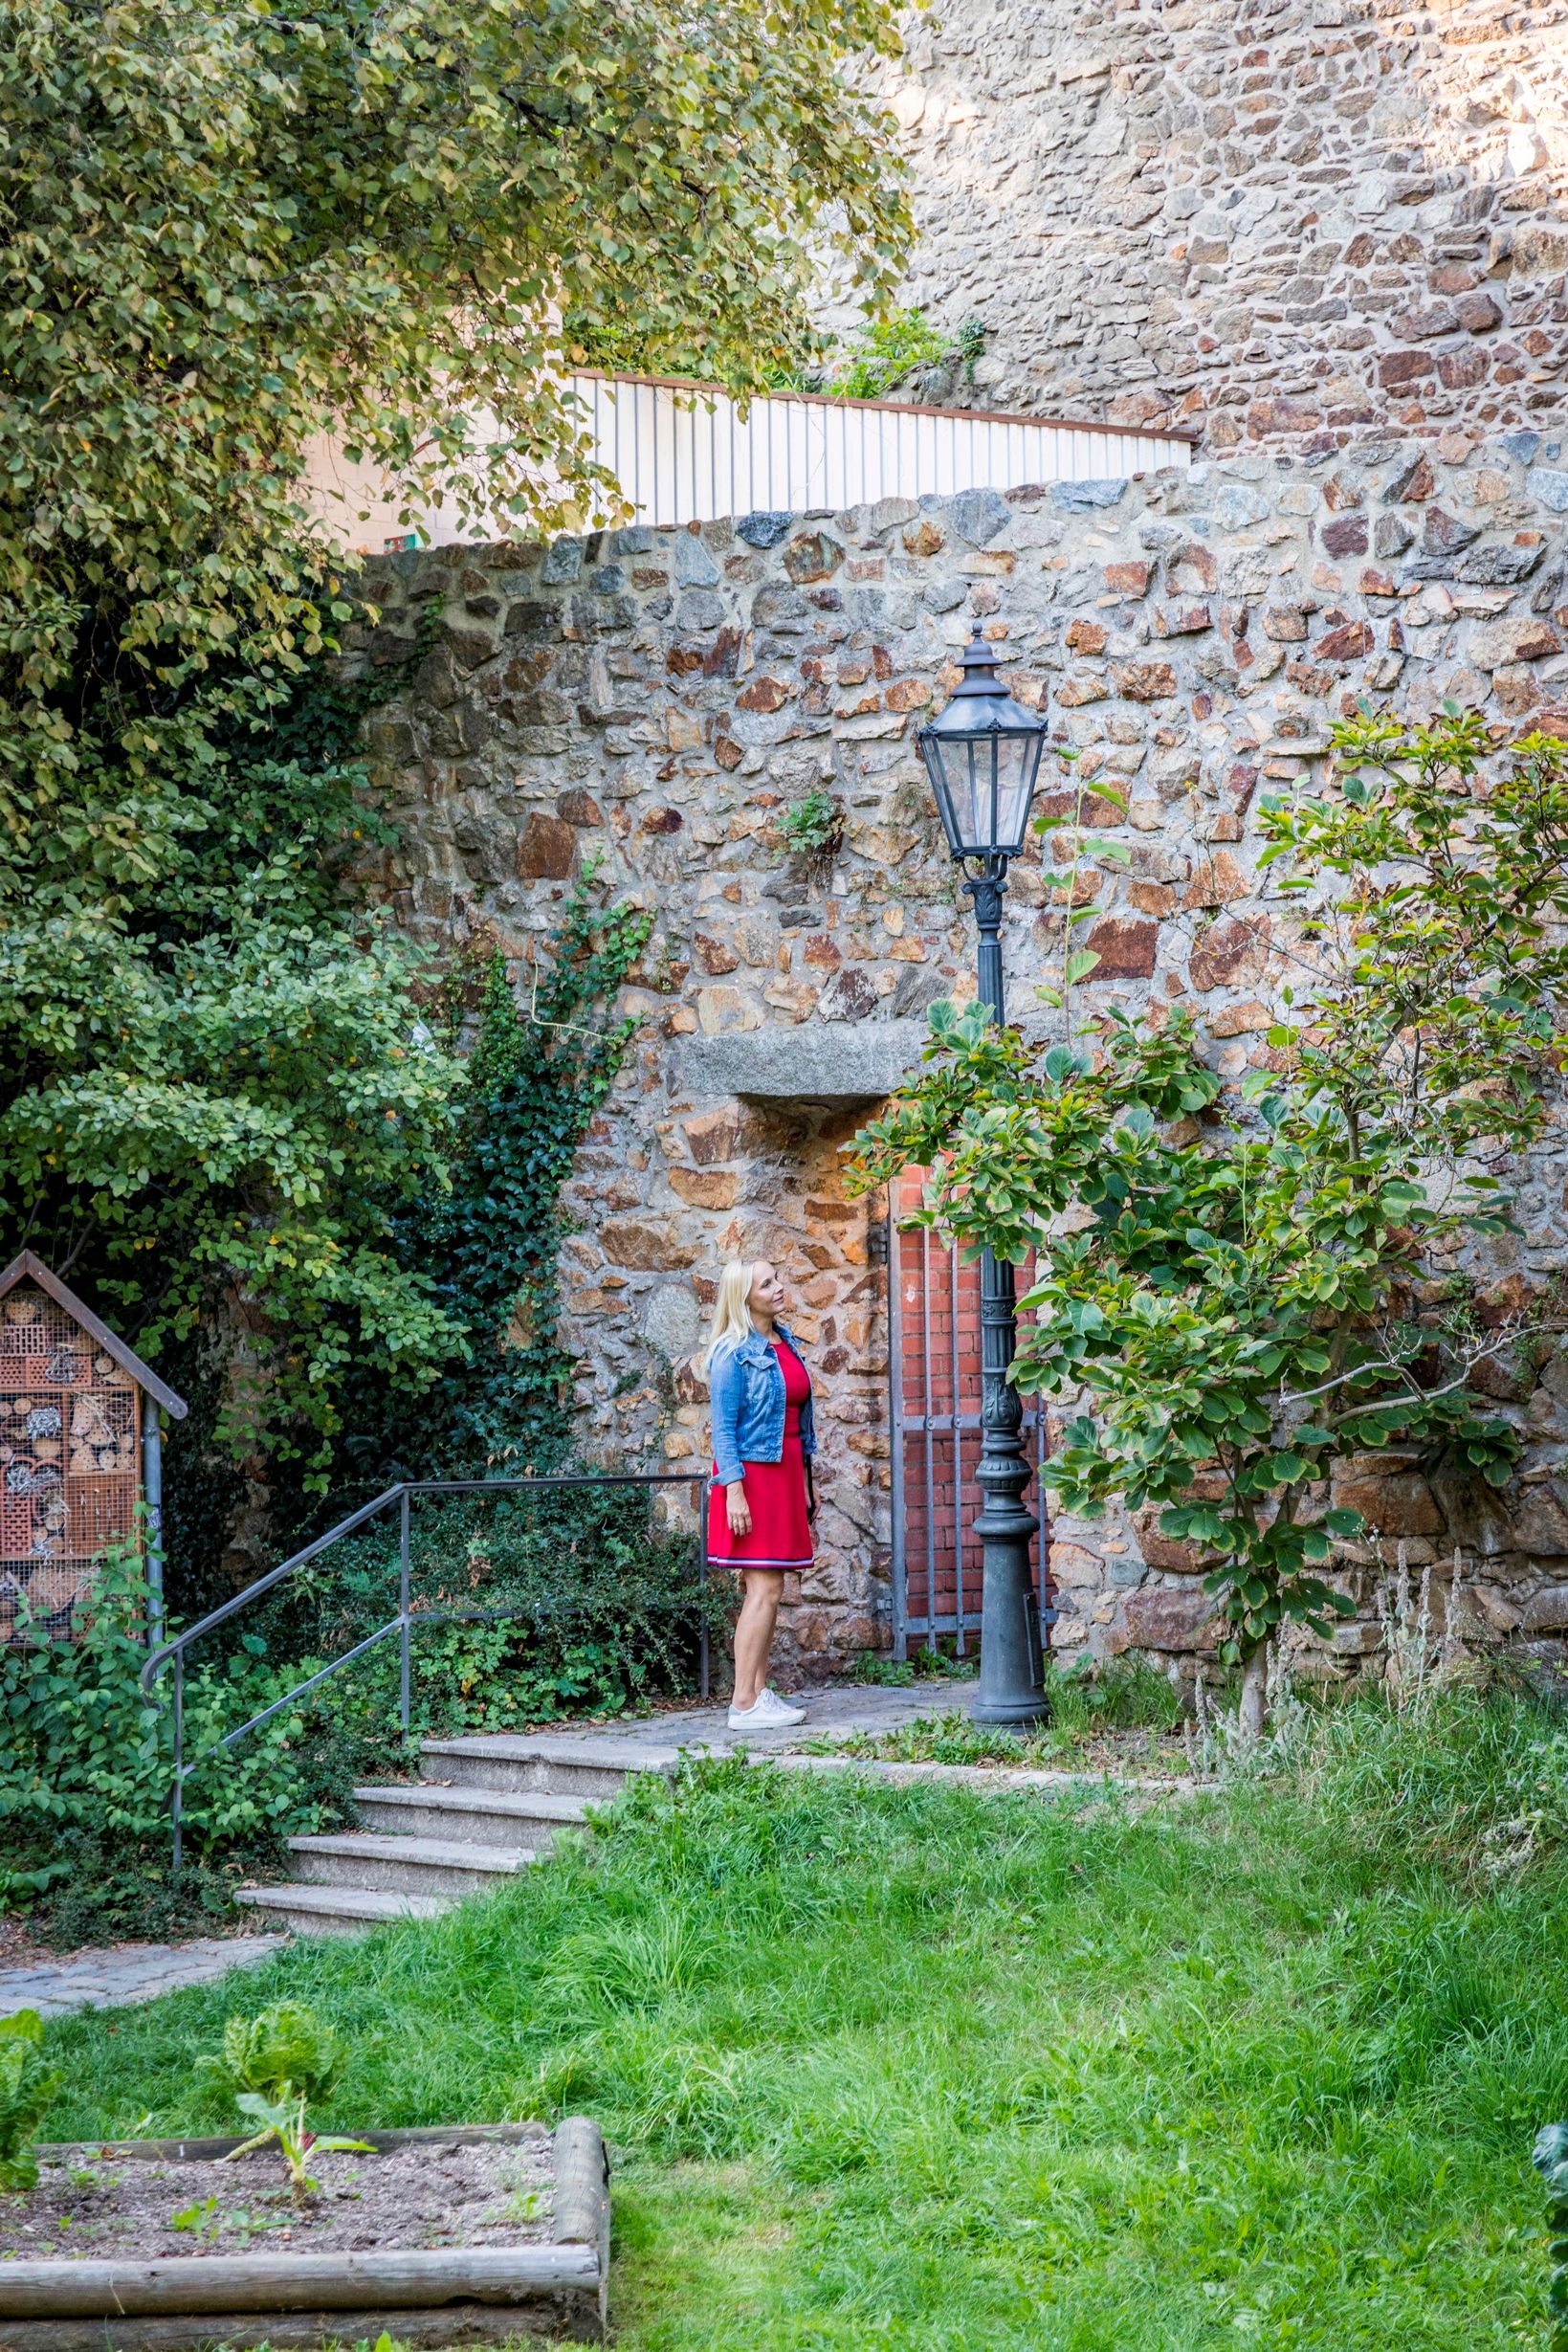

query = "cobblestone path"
(0, 1935), (284, 2020)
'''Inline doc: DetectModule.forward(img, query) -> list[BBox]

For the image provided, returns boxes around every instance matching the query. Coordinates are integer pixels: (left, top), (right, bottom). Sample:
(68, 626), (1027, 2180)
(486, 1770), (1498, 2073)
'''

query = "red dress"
(708, 1340), (814, 1571)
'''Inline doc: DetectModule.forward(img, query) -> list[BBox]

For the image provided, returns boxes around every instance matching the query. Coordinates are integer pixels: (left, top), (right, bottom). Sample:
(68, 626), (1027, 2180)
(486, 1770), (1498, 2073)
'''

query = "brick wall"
(353, 431), (1568, 1677)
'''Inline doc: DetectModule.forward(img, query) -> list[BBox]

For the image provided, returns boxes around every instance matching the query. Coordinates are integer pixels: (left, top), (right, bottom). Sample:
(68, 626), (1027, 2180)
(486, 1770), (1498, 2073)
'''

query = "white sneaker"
(728, 1687), (806, 1729)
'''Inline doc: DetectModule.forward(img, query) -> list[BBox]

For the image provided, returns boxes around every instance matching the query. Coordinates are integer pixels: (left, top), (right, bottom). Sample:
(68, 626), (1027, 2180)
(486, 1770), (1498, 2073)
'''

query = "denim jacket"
(709, 1323), (816, 1490)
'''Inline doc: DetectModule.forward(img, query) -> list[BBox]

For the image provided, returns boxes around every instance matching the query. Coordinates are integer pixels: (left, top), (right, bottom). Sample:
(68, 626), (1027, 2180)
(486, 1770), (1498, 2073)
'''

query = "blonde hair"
(702, 1260), (759, 1374)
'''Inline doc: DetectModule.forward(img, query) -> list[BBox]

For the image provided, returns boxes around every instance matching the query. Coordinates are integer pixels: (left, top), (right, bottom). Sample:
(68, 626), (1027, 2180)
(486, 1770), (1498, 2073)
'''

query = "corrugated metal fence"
(572, 372), (1192, 529)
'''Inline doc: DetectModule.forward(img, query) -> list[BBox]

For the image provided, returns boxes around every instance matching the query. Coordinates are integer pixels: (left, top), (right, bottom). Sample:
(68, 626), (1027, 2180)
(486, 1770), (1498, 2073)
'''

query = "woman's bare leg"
(732, 1570), (784, 1709)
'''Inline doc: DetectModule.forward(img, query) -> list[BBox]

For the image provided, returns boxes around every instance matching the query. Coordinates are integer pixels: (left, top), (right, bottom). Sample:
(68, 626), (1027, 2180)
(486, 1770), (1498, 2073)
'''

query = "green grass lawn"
(40, 1690), (1568, 2348)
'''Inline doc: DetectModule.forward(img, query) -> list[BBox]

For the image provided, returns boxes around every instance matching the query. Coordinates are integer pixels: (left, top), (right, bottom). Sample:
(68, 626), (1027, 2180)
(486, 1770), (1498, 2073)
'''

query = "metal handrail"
(141, 1474), (711, 1874)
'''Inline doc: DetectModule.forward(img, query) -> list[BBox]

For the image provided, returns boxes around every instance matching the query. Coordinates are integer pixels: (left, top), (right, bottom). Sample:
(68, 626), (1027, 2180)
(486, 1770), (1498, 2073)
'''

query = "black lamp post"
(917, 623), (1050, 1727)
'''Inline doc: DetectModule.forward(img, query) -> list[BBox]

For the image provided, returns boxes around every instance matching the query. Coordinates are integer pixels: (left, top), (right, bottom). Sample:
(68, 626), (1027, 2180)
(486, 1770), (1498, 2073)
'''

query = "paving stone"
(0, 1936), (284, 2020)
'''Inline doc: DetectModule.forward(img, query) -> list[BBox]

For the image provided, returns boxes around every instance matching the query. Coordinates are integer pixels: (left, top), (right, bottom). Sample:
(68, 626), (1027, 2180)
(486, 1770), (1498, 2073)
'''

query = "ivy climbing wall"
(351, 429), (1568, 1680)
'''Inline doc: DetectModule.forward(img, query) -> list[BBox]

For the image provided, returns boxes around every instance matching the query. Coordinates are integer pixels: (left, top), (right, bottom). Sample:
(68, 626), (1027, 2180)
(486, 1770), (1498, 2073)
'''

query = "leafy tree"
(0, 0), (909, 1486)
(851, 713), (1568, 1733)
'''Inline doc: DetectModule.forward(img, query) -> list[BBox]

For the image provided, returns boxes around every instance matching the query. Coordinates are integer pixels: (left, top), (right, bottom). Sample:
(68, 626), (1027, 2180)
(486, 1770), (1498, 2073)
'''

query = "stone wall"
(846, 0), (1568, 454)
(353, 429), (1568, 1679)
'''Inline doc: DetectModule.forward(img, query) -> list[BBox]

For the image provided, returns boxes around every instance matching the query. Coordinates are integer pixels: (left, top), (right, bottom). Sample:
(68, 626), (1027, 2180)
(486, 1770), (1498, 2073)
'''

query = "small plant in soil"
(0, 2010), (60, 2193)
(208, 2002), (370, 2200)
(172, 2195), (295, 2247)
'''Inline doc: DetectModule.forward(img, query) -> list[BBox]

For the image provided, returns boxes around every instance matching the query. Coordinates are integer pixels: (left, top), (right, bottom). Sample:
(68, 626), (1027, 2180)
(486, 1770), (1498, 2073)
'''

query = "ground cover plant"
(38, 1682), (1568, 2347)
(814, 1654), (1189, 1773)
(0, 1549), (357, 1946)
(234, 1478), (731, 1745)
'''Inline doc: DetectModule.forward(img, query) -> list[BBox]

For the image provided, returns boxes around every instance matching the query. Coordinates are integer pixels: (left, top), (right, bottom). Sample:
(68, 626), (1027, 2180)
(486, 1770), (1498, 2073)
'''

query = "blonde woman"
(704, 1259), (814, 1731)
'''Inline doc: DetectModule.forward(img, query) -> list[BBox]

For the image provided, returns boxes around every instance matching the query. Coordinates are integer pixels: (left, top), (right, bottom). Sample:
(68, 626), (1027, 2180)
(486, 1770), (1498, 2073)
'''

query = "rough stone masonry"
(353, 431), (1568, 1680)
(849, 0), (1568, 452)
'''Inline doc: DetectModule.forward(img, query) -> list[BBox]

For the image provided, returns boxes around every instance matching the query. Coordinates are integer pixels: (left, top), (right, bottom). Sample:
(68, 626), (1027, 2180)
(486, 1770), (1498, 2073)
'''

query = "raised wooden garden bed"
(0, 2120), (608, 2348)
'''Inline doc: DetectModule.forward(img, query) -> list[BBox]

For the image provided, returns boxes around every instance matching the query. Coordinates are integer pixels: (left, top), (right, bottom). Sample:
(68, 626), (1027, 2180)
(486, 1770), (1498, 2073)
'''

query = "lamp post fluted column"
(964, 857), (1048, 1726)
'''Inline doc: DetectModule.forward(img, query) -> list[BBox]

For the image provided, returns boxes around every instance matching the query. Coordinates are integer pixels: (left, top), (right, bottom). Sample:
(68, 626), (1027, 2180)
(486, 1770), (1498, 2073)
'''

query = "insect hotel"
(0, 1251), (187, 1643)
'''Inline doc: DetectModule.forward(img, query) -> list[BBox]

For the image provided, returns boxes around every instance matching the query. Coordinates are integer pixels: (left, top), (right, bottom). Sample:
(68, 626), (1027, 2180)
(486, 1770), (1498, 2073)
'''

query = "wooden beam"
(0, 2246), (601, 2319)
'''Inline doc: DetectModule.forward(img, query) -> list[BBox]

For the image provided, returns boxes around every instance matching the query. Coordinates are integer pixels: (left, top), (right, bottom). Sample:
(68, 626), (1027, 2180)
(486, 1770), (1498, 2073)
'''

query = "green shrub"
(822, 307), (985, 400)
(241, 1483), (732, 1746)
(0, 1551), (354, 1942)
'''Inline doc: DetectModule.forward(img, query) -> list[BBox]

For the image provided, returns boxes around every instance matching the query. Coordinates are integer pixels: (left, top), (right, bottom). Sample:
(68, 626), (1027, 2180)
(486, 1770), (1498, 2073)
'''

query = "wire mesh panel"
(887, 1171), (1050, 1658)
(0, 1281), (140, 1641)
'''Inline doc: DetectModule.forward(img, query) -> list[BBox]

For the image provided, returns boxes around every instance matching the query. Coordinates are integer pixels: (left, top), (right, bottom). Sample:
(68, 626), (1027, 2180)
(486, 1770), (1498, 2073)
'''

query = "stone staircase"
(235, 1732), (683, 1937)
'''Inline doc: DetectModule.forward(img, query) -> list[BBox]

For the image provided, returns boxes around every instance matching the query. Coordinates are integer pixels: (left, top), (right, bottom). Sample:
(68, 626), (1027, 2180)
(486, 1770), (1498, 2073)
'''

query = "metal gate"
(887, 1173), (1052, 1660)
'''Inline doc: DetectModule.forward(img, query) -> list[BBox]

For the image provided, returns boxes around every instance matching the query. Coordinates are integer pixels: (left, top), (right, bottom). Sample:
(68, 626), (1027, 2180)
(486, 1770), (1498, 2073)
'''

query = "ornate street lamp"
(917, 623), (1051, 1726)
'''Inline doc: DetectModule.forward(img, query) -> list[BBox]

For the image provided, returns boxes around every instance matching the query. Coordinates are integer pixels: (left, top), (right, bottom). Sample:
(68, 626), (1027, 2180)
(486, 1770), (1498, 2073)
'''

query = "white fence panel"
(305, 374), (1193, 553)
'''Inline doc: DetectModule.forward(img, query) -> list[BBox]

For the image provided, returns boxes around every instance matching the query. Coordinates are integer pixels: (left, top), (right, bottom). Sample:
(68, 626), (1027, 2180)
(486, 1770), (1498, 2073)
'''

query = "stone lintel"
(676, 1021), (927, 1106)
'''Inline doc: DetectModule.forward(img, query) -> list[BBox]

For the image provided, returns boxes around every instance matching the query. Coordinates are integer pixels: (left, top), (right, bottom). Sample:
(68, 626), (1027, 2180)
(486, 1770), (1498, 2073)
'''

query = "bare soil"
(0, 2139), (554, 2264)
(0, 1914), (55, 1969)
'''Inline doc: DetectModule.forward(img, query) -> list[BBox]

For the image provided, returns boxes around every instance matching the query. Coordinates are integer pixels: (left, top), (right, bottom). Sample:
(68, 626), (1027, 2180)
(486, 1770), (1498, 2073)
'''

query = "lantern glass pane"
(924, 729), (1043, 857)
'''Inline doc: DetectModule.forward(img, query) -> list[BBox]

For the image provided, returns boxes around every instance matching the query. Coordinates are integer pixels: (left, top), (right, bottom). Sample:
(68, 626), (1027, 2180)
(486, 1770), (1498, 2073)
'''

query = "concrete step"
(234, 1883), (451, 1938)
(419, 1732), (683, 1799)
(288, 1832), (535, 1897)
(353, 1781), (590, 1850)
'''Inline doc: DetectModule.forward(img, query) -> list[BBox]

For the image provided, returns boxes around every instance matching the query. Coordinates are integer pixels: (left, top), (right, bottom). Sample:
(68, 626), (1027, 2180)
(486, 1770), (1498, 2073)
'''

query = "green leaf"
(1267, 1452), (1308, 1482)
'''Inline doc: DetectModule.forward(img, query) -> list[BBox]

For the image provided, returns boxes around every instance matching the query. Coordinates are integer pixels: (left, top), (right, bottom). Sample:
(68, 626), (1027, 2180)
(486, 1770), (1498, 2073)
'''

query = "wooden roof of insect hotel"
(0, 1253), (188, 1417)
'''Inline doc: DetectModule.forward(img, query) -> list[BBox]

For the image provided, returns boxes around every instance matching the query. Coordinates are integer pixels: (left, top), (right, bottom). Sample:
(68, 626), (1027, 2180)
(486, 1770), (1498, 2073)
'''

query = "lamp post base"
(970, 1243), (1049, 1731)
(971, 1507), (1049, 1728)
